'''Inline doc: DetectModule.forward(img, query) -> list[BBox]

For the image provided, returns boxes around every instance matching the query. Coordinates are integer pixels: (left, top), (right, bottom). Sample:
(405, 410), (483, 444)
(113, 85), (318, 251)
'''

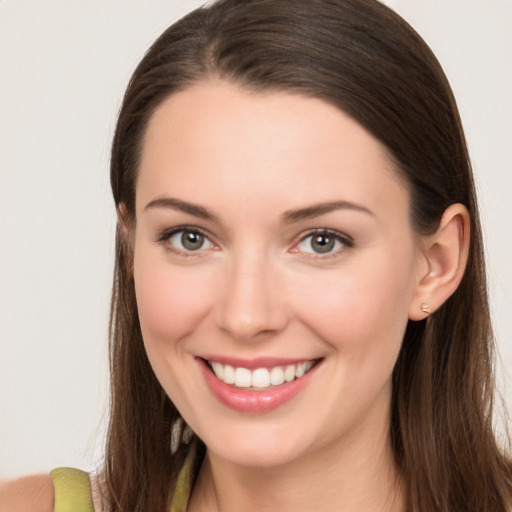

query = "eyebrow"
(144, 197), (218, 221)
(281, 200), (374, 224)
(144, 197), (373, 224)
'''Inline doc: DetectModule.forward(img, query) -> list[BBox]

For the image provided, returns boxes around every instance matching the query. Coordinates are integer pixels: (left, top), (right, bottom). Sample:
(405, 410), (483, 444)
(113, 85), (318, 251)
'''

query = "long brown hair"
(105, 0), (512, 510)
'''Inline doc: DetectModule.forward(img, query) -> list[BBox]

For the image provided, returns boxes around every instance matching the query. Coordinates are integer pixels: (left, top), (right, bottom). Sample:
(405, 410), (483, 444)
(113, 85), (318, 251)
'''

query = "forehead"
(137, 80), (409, 223)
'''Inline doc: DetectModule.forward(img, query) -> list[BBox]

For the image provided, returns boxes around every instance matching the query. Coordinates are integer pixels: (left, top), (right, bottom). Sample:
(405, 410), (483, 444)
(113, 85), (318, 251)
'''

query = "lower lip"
(198, 359), (321, 413)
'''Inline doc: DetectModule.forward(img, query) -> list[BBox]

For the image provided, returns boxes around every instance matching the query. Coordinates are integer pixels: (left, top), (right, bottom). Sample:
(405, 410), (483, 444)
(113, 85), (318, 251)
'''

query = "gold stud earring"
(421, 303), (430, 314)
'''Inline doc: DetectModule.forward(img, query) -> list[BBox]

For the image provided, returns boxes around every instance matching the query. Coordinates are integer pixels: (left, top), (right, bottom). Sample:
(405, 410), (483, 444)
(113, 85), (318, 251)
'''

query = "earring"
(171, 417), (194, 454)
(421, 303), (430, 314)
(182, 424), (194, 444)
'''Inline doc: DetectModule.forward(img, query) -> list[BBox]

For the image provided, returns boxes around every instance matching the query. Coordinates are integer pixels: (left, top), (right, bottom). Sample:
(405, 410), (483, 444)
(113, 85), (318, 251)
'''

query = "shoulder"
(0, 474), (54, 512)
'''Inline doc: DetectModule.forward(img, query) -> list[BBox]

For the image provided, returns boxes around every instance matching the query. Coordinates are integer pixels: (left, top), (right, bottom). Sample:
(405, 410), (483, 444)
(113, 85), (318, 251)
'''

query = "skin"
(0, 475), (54, 512)
(0, 80), (469, 512)
(0, 474), (102, 512)
(130, 80), (469, 512)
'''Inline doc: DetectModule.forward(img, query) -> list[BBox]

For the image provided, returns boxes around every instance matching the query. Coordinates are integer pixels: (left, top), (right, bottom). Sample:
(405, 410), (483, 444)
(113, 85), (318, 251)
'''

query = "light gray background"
(1, 0), (511, 477)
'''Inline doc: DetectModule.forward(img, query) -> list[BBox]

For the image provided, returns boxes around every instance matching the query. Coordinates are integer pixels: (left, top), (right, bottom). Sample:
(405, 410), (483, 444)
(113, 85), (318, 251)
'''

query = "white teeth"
(252, 368), (270, 388)
(270, 366), (285, 386)
(209, 360), (316, 389)
(296, 361), (313, 377)
(211, 361), (224, 380)
(234, 367), (252, 388)
(284, 365), (296, 382)
(223, 364), (235, 384)
(303, 361), (313, 373)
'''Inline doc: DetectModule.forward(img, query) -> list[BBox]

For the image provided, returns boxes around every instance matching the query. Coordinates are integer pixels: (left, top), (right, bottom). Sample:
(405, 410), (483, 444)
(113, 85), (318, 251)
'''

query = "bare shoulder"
(0, 474), (54, 512)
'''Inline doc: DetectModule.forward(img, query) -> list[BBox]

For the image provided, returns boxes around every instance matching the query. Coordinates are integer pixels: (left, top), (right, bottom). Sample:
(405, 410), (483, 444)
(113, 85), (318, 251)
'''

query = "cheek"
(133, 252), (216, 344)
(291, 251), (416, 355)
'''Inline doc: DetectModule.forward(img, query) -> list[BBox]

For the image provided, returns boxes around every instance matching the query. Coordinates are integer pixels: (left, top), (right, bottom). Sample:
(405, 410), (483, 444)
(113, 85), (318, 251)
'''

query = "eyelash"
(155, 226), (216, 257)
(292, 229), (354, 259)
(155, 226), (353, 258)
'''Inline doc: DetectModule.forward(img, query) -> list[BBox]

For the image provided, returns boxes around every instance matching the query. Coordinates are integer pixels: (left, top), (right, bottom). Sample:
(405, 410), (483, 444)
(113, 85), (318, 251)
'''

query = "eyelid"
(155, 225), (218, 255)
(290, 228), (353, 257)
(154, 225), (352, 258)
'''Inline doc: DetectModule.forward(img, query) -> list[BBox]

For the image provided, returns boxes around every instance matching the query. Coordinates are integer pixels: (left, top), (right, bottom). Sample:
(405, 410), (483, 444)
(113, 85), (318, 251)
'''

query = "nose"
(215, 250), (289, 343)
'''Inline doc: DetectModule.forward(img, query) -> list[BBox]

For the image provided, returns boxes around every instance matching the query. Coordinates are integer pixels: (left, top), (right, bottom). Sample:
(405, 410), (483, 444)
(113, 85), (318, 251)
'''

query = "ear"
(117, 203), (135, 275)
(408, 203), (470, 320)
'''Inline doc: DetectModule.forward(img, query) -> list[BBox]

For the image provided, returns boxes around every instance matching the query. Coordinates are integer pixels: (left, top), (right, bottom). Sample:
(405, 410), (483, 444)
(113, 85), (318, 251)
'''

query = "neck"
(189, 415), (405, 512)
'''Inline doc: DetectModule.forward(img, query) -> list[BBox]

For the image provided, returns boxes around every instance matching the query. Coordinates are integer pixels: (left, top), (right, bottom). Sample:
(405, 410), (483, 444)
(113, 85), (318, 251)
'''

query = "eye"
(159, 227), (216, 253)
(294, 230), (352, 255)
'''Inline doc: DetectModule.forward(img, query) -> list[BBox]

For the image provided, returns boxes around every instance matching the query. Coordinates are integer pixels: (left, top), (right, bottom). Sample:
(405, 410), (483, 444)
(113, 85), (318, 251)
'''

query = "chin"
(197, 420), (317, 468)
(208, 441), (302, 468)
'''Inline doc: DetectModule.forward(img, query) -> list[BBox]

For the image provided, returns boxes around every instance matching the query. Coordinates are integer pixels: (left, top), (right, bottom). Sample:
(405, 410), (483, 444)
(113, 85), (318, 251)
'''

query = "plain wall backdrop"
(1, 0), (511, 477)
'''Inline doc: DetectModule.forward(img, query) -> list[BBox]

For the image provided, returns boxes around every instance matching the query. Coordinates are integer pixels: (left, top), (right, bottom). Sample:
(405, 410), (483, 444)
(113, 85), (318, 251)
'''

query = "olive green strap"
(50, 450), (195, 512)
(171, 443), (197, 512)
(50, 468), (95, 512)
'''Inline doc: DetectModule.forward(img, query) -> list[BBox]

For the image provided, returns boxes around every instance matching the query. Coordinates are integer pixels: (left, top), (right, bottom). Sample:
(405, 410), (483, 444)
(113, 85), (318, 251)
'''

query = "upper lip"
(198, 355), (321, 369)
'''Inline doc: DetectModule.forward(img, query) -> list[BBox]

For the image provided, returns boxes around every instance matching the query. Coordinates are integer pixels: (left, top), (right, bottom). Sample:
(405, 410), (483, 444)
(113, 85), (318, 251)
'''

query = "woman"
(2, 0), (511, 510)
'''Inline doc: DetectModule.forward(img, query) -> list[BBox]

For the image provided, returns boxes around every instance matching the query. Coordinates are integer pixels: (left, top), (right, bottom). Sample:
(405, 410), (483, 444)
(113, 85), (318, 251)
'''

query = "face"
(132, 81), (424, 468)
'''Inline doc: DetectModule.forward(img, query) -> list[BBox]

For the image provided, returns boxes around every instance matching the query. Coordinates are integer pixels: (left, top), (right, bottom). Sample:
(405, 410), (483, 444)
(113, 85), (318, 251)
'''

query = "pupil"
(312, 235), (334, 253)
(182, 231), (204, 250)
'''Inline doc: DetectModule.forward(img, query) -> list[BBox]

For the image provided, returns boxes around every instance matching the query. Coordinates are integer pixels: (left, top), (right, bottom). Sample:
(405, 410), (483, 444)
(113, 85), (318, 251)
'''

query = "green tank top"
(50, 449), (194, 512)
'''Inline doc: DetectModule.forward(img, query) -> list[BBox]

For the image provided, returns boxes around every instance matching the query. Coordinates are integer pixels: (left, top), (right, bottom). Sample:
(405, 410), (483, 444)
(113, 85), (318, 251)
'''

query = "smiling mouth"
(204, 358), (321, 390)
